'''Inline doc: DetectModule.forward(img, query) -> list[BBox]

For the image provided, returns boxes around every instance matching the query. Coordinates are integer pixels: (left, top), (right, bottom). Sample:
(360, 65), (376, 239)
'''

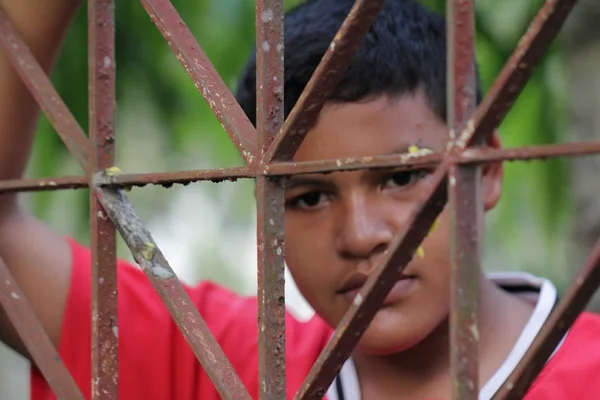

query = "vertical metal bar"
(0, 258), (84, 399)
(446, 0), (480, 399)
(89, 0), (118, 398)
(255, 0), (286, 398)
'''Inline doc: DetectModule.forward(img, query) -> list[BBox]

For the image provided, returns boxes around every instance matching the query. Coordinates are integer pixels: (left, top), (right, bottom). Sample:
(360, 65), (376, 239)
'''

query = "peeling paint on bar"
(94, 182), (252, 400)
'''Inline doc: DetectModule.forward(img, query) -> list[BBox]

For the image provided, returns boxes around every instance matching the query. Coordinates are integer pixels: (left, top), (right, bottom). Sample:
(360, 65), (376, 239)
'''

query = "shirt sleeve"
(30, 238), (333, 400)
(30, 238), (188, 399)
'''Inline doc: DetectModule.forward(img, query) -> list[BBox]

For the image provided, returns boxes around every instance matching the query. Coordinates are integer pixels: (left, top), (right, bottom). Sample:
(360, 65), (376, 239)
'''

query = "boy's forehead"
(293, 95), (449, 162)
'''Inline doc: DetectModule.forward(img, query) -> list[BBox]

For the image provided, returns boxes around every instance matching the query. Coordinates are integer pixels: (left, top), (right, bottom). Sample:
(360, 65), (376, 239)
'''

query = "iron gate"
(1, 0), (600, 399)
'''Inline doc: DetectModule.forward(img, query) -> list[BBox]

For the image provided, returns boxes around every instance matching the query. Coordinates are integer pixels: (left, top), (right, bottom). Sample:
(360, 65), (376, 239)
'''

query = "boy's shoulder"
(526, 311), (600, 399)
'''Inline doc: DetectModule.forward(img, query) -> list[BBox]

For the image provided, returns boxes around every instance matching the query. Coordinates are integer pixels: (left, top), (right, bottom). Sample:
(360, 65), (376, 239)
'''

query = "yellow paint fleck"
(106, 166), (122, 176)
(417, 245), (425, 258)
(139, 242), (156, 260)
(407, 145), (434, 157)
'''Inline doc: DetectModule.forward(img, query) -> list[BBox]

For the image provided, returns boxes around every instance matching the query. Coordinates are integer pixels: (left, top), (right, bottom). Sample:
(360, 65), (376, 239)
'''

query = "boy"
(1, 0), (600, 399)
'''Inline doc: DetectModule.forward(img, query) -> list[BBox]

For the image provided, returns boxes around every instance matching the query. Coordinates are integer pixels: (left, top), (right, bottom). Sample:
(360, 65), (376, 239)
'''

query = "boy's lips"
(337, 271), (417, 305)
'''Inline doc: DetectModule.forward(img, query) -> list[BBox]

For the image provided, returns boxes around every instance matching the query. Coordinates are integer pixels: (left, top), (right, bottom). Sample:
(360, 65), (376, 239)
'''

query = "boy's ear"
(481, 130), (503, 212)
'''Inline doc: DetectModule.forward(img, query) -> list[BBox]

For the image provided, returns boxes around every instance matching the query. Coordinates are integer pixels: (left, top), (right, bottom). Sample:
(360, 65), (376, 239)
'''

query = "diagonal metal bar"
(93, 179), (251, 400)
(446, 0), (480, 398)
(0, 8), (90, 170)
(263, 0), (385, 162)
(459, 0), (578, 149)
(88, 0), (118, 398)
(0, 257), (84, 400)
(494, 237), (600, 400)
(295, 0), (578, 396)
(255, 0), (286, 399)
(139, 0), (257, 165)
(296, 164), (450, 400)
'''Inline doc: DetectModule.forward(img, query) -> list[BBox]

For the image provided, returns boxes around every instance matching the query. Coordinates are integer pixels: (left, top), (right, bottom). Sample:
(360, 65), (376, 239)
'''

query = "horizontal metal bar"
(140, 0), (257, 165)
(92, 181), (251, 400)
(98, 167), (253, 188)
(0, 257), (83, 399)
(264, 0), (385, 162)
(494, 238), (600, 400)
(0, 176), (88, 194)
(0, 8), (91, 171)
(267, 141), (600, 176)
(1, 140), (599, 194)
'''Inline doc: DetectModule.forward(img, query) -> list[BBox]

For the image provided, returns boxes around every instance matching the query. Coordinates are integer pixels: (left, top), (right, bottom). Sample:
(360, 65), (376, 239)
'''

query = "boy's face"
(284, 93), (503, 354)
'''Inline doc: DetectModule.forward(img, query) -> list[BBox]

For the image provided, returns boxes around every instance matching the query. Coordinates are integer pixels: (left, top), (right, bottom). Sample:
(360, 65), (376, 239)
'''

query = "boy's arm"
(0, 0), (81, 360)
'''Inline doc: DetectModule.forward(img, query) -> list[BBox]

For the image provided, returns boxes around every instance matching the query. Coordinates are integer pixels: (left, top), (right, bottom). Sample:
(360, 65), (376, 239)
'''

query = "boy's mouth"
(337, 272), (417, 305)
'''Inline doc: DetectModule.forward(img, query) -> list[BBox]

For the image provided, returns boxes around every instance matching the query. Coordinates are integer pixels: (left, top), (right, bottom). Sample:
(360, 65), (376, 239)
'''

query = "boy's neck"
(352, 273), (535, 399)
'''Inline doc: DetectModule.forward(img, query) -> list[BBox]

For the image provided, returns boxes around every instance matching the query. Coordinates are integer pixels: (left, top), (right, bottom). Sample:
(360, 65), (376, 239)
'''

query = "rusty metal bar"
(2, 140), (600, 194)
(88, 0), (118, 398)
(93, 179), (251, 400)
(0, 8), (90, 170)
(494, 238), (600, 399)
(0, 257), (83, 399)
(99, 166), (253, 188)
(255, 0), (286, 399)
(266, 141), (600, 176)
(446, 0), (480, 398)
(460, 0), (578, 149)
(139, 0), (257, 164)
(264, 0), (385, 162)
(295, 0), (579, 396)
(0, 176), (87, 194)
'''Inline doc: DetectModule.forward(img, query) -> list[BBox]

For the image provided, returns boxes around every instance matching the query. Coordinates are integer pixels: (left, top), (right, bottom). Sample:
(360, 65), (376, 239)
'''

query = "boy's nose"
(335, 196), (395, 260)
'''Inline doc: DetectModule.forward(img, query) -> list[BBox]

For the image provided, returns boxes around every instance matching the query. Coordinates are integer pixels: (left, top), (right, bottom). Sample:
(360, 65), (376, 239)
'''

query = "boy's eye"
(288, 191), (328, 210)
(383, 170), (428, 189)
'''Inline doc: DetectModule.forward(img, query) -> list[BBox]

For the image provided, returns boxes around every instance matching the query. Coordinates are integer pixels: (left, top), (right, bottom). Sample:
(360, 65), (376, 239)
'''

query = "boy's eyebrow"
(285, 176), (336, 191)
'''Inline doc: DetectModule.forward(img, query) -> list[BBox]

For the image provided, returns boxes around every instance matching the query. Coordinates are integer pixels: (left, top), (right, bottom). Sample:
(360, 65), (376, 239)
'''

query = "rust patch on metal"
(88, 0), (119, 398)
(447, 0), (480, 398)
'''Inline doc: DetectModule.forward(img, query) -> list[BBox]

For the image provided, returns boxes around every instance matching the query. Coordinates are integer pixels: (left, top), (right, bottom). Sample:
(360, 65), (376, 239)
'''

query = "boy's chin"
(355, 334), (422, 356)
(353, 315), (435, 356)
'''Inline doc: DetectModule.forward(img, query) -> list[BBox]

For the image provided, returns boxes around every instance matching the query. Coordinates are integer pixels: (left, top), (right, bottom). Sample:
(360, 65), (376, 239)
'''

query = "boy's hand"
(0, 0), (81, 360)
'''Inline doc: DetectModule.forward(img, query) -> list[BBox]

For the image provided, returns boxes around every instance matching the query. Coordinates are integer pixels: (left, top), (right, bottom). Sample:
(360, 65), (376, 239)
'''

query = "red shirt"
(31, 240), (600, 399)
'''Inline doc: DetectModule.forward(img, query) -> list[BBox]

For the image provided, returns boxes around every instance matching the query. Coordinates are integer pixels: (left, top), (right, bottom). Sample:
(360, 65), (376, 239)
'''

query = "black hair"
(235, 0), (483, 127)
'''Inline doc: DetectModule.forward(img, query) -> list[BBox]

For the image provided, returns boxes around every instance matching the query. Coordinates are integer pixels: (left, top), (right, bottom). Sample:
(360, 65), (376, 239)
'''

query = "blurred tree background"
(1, 0), (599, 398)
